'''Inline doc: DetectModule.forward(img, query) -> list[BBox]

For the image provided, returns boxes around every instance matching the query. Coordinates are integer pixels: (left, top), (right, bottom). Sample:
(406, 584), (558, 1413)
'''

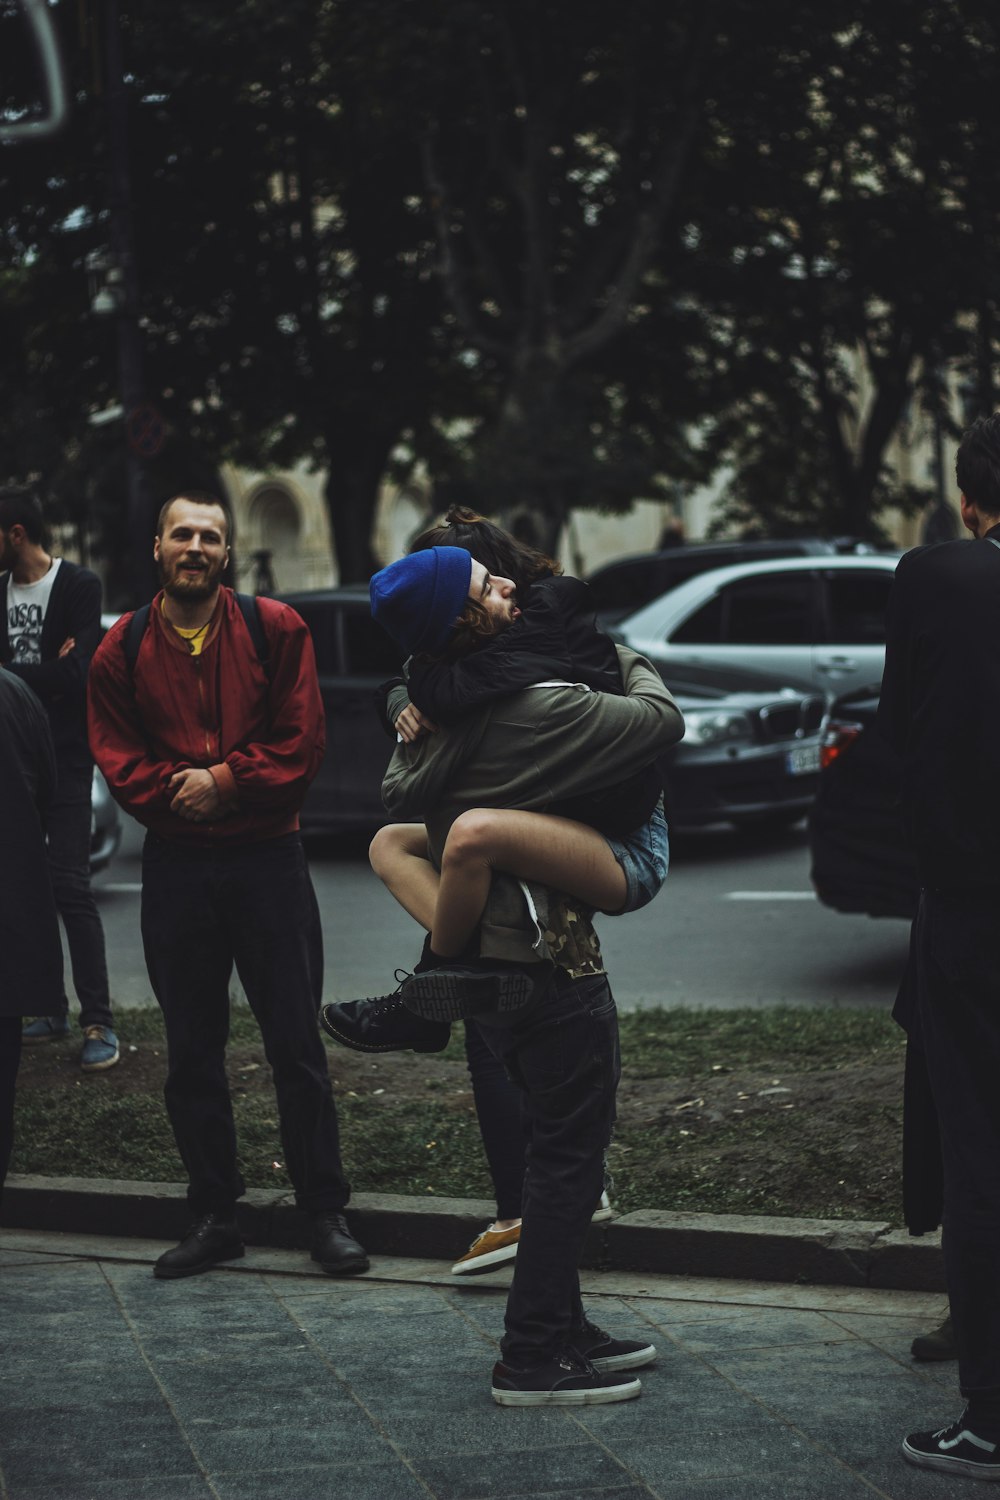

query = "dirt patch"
(16, 1033), (905, 1221)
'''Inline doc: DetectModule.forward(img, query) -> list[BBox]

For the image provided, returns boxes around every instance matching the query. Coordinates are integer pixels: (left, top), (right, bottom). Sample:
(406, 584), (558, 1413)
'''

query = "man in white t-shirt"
(0, 488), (118, 1072)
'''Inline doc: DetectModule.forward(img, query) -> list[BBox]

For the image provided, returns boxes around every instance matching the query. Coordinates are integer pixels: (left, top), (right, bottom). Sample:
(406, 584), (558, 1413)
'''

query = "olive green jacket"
(381, 647), (684, 966)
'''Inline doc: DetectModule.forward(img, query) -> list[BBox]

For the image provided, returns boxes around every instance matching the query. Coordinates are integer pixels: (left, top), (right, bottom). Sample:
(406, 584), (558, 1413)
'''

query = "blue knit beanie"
(370, 546), (474, 656)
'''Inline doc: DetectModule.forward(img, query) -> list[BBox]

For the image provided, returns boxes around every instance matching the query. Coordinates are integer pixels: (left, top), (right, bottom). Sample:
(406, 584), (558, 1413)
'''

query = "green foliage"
(3, 0), (1000, 573)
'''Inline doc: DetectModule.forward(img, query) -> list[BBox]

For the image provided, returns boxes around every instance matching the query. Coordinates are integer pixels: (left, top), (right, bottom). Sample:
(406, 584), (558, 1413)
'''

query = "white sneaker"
(592, 1191), (614, 1222)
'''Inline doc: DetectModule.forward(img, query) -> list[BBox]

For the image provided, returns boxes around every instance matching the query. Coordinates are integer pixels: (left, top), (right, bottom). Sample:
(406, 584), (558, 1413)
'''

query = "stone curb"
(0, 1174), (944, 1291)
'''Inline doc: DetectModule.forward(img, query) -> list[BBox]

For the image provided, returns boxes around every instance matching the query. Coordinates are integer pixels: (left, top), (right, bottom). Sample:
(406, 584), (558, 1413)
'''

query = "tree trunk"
(323, 444), (390, 583)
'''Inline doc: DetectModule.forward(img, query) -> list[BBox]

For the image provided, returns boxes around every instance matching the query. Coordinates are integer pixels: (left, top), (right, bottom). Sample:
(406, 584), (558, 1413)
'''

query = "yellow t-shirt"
(161, 597), (210, 656)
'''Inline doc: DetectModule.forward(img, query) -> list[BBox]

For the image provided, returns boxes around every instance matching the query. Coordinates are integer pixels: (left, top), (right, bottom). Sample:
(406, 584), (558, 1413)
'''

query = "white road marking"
(724, 891), (816, 901)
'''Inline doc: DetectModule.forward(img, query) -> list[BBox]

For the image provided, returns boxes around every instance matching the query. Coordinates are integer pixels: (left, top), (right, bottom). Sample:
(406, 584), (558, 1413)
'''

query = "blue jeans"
(604, 798), (670, 913)
(480, 970), (620, 1365)
(141, 832), (349, 1218)
(47, 764), (113, 1031)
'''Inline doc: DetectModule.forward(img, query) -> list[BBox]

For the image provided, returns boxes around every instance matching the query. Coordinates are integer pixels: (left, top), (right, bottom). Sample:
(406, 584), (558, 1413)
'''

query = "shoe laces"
(358, 973), (413, 1017)
(83, 1025), (109, 1042)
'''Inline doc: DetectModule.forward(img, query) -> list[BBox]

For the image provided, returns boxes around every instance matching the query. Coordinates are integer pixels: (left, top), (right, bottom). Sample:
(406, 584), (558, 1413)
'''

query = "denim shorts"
(603, 797), (669, 913)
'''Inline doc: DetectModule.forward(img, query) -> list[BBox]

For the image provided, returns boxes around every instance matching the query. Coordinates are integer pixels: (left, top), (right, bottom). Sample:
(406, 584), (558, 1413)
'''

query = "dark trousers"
(47, 764), (113, 1031)
(480, 970), (620, 1366)
(0, 1017), (23, 1202)
(464, 1018), (527, 1222)
(914, 888), (1000, 1402)
(141, 831), (349, 1219)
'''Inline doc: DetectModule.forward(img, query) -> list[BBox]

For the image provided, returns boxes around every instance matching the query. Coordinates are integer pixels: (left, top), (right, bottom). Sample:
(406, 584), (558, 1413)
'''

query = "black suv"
(587, 538), (871, 626)
(808, 686), (918, 919)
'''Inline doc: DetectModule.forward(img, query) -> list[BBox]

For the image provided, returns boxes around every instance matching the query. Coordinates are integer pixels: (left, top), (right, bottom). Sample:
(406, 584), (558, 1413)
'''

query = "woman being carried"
(324, 507), (670, 1043)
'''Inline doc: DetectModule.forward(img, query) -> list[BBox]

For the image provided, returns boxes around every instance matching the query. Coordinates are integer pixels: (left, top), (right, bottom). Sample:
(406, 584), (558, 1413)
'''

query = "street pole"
(102, 0), (158, 605)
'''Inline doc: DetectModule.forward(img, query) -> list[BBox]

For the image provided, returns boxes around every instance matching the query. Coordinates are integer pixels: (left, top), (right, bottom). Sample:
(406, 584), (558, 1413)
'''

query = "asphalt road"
(91, 817), (910, 1015)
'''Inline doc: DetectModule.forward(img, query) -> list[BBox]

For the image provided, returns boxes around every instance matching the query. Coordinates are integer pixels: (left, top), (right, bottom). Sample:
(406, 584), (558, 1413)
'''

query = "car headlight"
(682, 709), (754, 745)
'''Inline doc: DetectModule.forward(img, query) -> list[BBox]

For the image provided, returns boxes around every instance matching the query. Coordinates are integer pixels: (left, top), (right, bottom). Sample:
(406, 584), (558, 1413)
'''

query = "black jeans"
(913, 888), (1000, 1402)
(480, 970), (620, 1367)
(47, 764), (113, 1032)
(0, 1017), (23, 1202)
(141, 832), (349, 1219)
(464, 1018), (527, 1222)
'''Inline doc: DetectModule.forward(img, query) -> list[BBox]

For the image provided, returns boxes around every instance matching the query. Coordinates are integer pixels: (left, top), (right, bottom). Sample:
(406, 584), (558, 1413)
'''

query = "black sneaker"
(401, 962), (539, 1023)
(491, 1348), (642, 1407)
(571, 1318), (657, 1373)
(911, 1314), (958, 1361)
(320, 991), (451, 1054)
(153, 1214), (244, 1280)
(902, 1409), (1000, 1480)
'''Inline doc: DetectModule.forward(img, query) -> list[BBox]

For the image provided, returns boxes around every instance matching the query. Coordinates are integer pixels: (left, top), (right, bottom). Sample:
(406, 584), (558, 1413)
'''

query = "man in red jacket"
(88, 491), (367, 1281)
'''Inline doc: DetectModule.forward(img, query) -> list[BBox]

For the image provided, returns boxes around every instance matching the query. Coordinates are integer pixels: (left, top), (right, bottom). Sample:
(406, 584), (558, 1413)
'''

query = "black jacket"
(0, 559), (102, 768)
(0, 667), (62, 1017)
(878, 533), (1000, 891)
(405, 575), (664, 836)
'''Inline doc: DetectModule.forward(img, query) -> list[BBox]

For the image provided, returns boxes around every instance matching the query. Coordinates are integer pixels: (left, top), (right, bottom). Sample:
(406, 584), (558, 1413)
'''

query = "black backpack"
(123, 593), (270, 681)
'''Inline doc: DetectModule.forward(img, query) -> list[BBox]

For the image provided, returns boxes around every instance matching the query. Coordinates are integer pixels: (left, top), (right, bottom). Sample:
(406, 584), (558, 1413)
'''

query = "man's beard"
(160, 557), (224, 601)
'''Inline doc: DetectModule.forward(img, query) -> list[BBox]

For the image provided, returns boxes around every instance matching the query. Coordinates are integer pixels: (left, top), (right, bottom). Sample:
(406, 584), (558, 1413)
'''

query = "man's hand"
(394, 702), (438, 744)
(168, 768), (224, 822)
(57, 636), (76, 658)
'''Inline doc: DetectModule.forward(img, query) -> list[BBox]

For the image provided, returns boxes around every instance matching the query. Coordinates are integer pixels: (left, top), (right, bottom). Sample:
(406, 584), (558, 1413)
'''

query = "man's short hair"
(0, 486), (45, 543)
(157, 491), (232, 542)
(956, 415), (1000, 519)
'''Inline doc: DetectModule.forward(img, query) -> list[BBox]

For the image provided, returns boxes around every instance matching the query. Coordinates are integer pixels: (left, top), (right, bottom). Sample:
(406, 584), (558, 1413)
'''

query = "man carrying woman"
(331, 525), (683, 1407)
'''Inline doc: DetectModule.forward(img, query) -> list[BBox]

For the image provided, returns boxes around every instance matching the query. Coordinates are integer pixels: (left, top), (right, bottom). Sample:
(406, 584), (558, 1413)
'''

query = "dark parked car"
(278, 587), (404, 834)
(808, 686), (918, 918)
(656, 660), (825, 831)
(587, 537), (874, 627)
(281, 587), (827, 836)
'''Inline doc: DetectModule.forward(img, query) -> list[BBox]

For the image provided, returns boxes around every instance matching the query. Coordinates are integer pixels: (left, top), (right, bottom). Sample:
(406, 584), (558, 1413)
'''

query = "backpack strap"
(123, 594), (270, 681)
(233, 592), (270, 682)
(123, 602), (152, 675)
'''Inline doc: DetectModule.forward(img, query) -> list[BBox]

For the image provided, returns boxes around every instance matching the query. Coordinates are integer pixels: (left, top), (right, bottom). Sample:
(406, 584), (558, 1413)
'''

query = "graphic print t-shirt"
(7, 558), (62, 664)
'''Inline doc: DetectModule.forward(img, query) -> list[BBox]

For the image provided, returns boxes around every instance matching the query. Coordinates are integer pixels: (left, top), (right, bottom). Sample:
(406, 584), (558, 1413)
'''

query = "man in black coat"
(0, 666), (63, 1199)
(0, 489), (118, 1072)
(879, 412), (1000, 1483)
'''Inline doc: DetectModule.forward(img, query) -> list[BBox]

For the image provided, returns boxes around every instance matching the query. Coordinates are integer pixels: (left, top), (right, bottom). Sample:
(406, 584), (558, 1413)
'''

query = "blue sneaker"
(22, 1016), (71, 1043)
(81, 1025), (120, 1073)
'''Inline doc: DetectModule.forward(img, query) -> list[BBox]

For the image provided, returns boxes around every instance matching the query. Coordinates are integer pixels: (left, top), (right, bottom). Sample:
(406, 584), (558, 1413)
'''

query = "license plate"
(786, 744), (821, 776)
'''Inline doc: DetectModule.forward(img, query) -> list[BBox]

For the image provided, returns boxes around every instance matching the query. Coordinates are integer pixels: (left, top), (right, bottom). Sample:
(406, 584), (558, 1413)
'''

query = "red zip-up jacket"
(88, 588), (325, 845)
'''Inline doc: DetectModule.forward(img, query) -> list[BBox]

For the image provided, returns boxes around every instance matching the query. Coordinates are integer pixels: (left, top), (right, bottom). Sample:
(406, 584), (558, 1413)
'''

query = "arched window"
(248, 486), (302, 592)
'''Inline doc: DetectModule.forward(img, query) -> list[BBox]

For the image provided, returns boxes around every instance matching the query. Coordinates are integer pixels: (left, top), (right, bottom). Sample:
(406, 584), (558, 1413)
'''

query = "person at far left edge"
(88, 490), (367, 1282)
(0, 487), (119, 1073)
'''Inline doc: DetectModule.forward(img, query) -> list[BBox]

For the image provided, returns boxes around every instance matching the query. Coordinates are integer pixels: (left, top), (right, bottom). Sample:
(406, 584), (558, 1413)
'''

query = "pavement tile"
(7, 1481), (215, 1500)
(0, 1402), (198, 1487)
(210, 1460), (431, 1500)
(503, 1491), (654, 1500)
(411, 1442), (633, 1498)
(186, 1414), (396, 1473)
(638, 1477), (880, 1498)
(150, 1354), (354, 1407)
(854, 1456), (979, 1498)
(602, 1423), (825, 1486)
(653, 1307), (855, 1355)
(709, 1340), (935, 1420)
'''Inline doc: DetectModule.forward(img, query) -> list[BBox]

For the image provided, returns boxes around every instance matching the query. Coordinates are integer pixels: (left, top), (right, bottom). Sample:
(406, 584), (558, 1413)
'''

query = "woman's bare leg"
(431, 808), (627, 958)
(368, 823), (439, 932)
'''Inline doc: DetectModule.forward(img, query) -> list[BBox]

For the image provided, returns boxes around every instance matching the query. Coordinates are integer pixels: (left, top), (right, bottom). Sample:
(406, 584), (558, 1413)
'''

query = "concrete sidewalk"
(0, 1227), (964, 1500)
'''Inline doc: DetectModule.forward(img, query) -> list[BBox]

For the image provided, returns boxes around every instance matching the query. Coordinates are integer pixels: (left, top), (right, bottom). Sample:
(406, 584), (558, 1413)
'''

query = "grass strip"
(12, 1004), (907, 1223)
